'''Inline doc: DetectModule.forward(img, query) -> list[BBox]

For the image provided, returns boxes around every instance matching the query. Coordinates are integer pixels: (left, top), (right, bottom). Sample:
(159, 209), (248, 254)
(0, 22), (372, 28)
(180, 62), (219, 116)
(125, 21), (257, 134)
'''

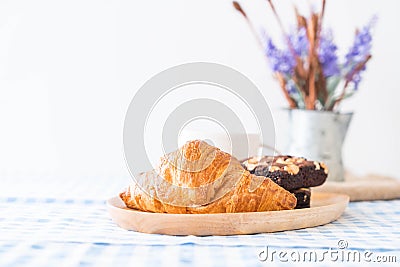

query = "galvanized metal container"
(285, 109), (353, 182)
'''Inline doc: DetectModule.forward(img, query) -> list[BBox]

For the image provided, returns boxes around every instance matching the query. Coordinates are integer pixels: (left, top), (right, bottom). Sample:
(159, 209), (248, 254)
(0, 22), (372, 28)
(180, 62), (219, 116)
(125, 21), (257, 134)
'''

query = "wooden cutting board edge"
(313, 173), (400, 201)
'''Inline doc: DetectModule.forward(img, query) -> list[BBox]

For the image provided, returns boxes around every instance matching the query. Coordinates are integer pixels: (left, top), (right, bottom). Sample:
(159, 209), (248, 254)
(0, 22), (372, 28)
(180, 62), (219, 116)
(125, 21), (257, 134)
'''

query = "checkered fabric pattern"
(1, 176), (400, 266)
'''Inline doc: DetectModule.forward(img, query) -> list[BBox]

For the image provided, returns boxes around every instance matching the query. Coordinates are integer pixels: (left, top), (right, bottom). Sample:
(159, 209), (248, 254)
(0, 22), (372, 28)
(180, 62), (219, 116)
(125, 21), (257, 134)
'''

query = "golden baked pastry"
(120, 140), (297, 213)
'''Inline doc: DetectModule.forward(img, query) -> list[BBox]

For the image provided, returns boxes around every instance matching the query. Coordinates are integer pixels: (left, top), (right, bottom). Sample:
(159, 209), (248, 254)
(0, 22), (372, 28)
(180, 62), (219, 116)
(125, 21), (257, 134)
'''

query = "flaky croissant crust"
(120, 140), (296, 213)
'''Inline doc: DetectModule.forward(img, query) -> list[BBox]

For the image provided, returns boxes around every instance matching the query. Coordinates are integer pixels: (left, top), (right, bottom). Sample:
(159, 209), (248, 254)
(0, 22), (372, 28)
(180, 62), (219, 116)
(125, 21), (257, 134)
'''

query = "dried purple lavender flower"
(318, 30), (340, 77)
(345, 26), (373, 66)
(265, 38), (296, 75)
(289, 27), (309, 57)
(351, 73), (362, 90)
(286, 80), (297, 95)
(344, 18), (376, 89)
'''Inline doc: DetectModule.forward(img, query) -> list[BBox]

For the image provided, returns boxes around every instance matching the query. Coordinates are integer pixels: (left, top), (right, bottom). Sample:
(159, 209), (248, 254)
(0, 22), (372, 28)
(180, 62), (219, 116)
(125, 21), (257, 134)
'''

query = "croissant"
(120, 140), (296, 213)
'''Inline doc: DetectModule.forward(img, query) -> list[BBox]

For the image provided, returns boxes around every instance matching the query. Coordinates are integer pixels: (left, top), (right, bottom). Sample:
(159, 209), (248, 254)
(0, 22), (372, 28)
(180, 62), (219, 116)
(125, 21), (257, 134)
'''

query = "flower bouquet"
(233, 0), (375, 111)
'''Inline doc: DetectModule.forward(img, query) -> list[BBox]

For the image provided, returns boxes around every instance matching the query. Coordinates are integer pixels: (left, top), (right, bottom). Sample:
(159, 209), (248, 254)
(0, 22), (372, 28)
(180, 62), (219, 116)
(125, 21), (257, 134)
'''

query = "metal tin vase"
(285, 109), (353, 182)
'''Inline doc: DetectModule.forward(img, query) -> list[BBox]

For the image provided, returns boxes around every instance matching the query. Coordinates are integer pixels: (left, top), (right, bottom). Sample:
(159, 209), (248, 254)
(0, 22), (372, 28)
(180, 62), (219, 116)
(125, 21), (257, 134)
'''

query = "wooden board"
(107, 192), (349, 236)
(314, 173), (400, 201)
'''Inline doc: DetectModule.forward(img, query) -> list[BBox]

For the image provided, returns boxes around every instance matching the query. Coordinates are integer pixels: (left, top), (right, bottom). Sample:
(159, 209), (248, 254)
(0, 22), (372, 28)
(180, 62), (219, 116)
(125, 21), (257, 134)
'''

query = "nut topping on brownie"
(241, 155), (328, 191)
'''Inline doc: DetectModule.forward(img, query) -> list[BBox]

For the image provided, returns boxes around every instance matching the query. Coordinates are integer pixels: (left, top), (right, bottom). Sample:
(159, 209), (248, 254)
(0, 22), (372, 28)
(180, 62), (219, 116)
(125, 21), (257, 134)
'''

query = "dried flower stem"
(232, 2), (264, 50)
(293, 7), (309, 82)
(232, 1), (246, 18)
(317, 0), (329, 105)
(330, 55), (372, 110)
(266, 0), (287, 38)
(307, 68), (316, 109)
(293, 7), (309, 105)
(294, 7), (307, 29)
(276, 73), (298, 108)
(305, 14), (319, 109)
(319, 0), (326, 29)
(266, 0), (300, 65)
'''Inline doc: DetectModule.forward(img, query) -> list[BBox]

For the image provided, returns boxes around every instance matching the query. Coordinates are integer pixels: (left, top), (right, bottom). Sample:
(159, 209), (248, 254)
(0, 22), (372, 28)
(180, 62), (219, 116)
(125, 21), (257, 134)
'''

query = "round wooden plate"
(107, 192), (349, 236)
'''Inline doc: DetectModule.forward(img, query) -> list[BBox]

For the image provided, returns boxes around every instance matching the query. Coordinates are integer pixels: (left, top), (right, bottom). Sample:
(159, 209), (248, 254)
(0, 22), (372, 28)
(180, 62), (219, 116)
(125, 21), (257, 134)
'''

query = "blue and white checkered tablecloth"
(1, 176), (400, 266)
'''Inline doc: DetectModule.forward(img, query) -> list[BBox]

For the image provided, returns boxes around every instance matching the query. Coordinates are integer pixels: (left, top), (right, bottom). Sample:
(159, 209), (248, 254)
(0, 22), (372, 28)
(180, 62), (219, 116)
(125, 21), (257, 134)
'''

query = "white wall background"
(0, 0), (399, 184)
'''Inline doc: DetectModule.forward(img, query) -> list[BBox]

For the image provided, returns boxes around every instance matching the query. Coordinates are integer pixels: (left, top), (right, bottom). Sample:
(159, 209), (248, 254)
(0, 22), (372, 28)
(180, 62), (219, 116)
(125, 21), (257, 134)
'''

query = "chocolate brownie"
(290, 188), (311, 209)
(241, 155), (328, 191)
